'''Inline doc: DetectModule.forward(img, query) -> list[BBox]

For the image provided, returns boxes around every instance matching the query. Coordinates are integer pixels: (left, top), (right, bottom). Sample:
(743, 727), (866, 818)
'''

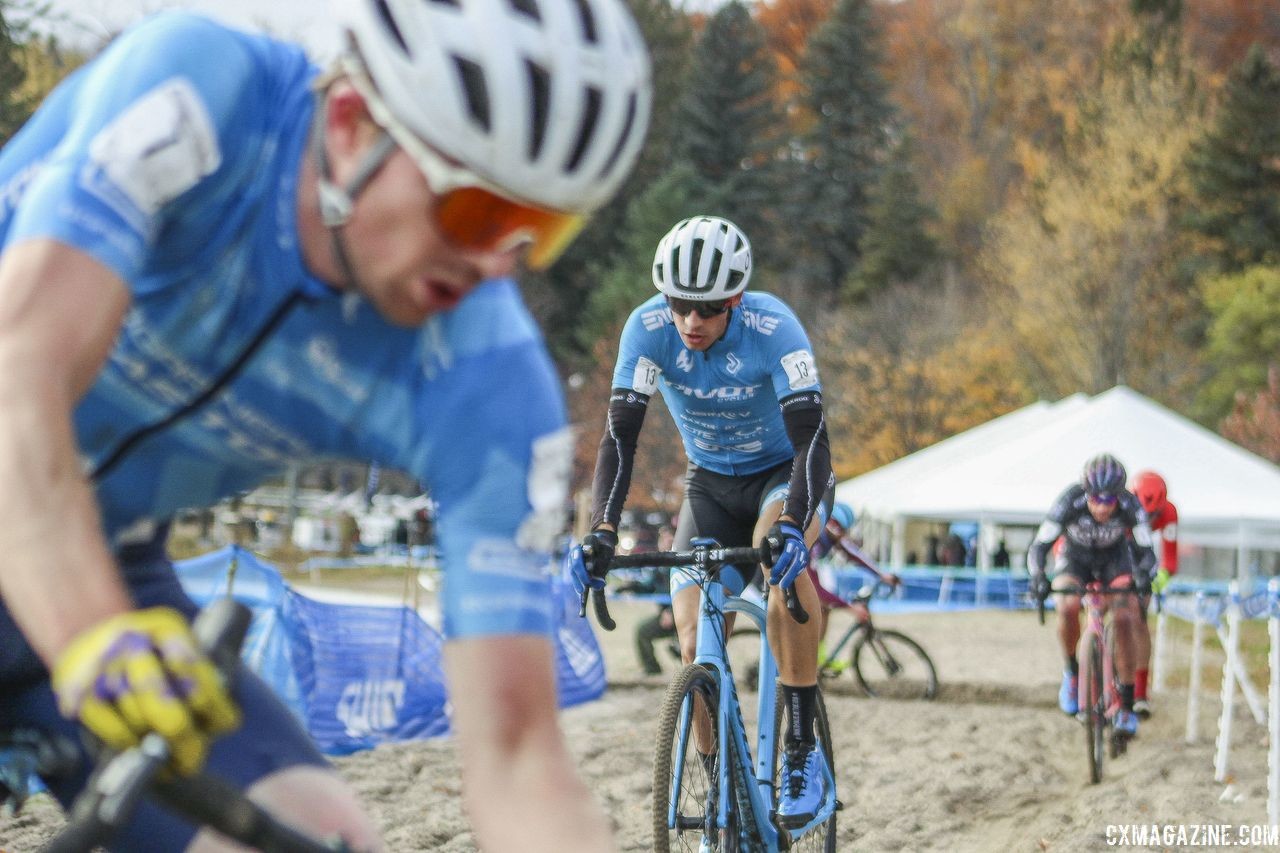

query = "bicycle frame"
(818, 609), (869, 672)
(1079, 586), (1119, 717)
(668, 576), (835, 848)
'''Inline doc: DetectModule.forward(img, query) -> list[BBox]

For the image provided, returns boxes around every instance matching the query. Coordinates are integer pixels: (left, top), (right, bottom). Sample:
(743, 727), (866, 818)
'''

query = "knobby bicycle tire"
(1104, 624), (1123, 760)
(1083, 633), (1105, 784)
(771, 684), (838, 853)
(653, 664), (736, 853)
(851, 629), (939, 701)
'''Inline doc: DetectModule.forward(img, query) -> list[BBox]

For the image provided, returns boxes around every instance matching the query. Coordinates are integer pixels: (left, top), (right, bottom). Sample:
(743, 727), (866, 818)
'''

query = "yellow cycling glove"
(1151, 567), (1171, 593)
(51, 606), (241, 776)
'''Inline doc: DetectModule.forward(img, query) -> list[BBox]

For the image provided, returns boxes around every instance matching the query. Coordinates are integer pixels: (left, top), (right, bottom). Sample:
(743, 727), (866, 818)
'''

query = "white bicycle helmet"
(652, 216), (752, 300)
(332, 0), (652, 214)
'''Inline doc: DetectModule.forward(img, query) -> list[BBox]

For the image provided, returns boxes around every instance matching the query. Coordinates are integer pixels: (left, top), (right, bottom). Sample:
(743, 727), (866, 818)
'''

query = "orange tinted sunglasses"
(366, 92), (584, 270)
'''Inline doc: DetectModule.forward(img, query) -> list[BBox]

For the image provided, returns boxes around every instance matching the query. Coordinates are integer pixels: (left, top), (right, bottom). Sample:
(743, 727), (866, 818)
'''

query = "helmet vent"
(508, 0), (541, 20)
(598, 91), (637, 179)
(373, 0), (410, 53)
(569, 0), (598, 43)
(565, 86), (601, 172)
(706, 245), (723, 284)
(526, 59), (550, 159)
(688, 240), (704, 280)
(454, 57), (491, 131)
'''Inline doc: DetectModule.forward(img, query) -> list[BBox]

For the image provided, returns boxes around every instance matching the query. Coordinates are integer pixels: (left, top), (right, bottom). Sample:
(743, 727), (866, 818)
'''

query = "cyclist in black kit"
(1027, 453), (1157, 737)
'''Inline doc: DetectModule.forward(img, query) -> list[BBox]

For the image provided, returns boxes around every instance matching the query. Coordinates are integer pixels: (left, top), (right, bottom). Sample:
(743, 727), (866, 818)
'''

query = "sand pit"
(2, 601), (1272, 851)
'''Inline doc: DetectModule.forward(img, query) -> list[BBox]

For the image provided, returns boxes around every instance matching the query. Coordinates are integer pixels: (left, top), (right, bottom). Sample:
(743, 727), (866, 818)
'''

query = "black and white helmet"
(332, 0), (652, 214)
(1082, 453), (1127, 496)
(652, 216), (752, 300)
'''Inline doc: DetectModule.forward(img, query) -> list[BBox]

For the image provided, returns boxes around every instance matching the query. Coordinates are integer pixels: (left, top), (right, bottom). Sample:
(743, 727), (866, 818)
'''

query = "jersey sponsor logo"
(1065, 517), (1128, 549)
(676, 349), (693, 372)
(686, 409), (754, 419)
(86, 78), (221, 218)
(725, 352), (743, 375)
(336, 679), (405, 737)
(305, 335), (369, 403)
(516, 428), (572, 552)
(632, 356), (661, 394)
(641, 307), (673, 330)
(466, 537), (549, 579)
(665, 381), (761, 401)
(739, 308), (780, 336)
(781, 350), (819, 390)
(691, 437), (764, 454)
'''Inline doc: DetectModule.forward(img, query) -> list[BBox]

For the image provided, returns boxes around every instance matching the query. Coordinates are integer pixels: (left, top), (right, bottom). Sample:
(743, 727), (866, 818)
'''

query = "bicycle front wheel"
(654, 664), (733, 853)
(1082, 632), (1105, 784)
(851, 629), (939, 700)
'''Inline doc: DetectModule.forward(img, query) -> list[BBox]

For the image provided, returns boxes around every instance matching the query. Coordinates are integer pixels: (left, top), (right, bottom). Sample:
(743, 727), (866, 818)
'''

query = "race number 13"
(781, 350), (819, 390)
(632, 356), (661, 395)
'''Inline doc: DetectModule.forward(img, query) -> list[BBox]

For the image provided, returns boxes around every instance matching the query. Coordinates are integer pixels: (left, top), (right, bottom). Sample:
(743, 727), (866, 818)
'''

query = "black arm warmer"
(779, 391), (833, 528)
(588, 388), (649, 530)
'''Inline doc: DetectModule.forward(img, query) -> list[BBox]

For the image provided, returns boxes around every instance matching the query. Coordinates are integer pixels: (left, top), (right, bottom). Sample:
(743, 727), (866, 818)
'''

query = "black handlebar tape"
(155, 774), (343, 853)
(41, 735), (168, 853)
(193, 598), (253, 678)
(783, 585), (809, 624)
(591, 588), (616, 632)
(606, 547), (769, 570)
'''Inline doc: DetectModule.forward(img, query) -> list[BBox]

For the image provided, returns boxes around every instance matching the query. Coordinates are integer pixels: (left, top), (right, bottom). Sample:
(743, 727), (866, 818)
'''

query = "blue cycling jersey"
(612, 292), (821, 475)
(0, 13), (569, 639)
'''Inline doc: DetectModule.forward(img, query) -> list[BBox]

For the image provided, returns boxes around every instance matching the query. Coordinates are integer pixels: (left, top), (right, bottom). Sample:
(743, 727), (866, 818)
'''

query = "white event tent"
(835, 386), (1280, 578)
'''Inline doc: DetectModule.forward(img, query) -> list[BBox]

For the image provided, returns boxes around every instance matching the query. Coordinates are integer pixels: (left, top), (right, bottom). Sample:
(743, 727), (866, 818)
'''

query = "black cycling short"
(1052, 543), (1136, 589)
(671, 460), (833, 595)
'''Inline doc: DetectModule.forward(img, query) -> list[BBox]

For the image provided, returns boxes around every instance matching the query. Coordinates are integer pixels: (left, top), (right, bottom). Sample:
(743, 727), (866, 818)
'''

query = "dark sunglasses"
(1087, 492), (1118, 506)
(667, 296), (731, 319)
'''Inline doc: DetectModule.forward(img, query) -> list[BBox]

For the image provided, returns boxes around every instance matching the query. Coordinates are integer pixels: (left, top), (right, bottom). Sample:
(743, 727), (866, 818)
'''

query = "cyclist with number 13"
(0, 0), (652, 849)
(570, 215), (837, 831)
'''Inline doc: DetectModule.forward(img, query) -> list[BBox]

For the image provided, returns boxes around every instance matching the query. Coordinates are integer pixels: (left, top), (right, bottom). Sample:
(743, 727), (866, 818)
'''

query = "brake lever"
(763, 534), (809, 624)
(574, 543), (615, 631)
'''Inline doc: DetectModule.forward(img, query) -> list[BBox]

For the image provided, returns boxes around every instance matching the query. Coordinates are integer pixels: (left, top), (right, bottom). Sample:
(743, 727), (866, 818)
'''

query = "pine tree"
(669, 1), (784, 258)
(527, 0), (695, 358)
(844, 134), (939, 302)
(794, 0), (895, 297)
(1184, 43), (1280, 274)
(577, 163), (704, 352)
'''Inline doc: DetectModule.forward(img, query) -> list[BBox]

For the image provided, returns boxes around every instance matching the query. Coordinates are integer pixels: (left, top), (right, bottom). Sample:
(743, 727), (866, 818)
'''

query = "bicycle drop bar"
(579, 542), (810, 631)
(1037, 584), (1142, 626)
(44, 599), (351, 853)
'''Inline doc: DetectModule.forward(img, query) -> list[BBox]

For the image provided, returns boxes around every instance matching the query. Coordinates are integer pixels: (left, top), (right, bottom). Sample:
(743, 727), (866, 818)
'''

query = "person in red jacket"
(1131, 470), (1179, 718)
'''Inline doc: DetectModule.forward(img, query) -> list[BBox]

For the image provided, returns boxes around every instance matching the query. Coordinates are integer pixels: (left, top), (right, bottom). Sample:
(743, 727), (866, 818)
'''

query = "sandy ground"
(2, 600), (1274, 852)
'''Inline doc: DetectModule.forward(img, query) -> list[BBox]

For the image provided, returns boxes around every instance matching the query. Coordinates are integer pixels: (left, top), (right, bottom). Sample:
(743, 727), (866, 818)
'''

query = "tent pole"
(891, 516), (906, 571)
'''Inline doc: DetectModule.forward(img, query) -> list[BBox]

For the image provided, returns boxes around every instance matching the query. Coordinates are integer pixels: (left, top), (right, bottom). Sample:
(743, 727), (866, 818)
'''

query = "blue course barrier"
(175, 546), (605, 754)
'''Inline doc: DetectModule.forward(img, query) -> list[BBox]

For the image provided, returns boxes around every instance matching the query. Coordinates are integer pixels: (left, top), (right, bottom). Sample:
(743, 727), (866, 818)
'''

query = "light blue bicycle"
(588, 540), (839, 852)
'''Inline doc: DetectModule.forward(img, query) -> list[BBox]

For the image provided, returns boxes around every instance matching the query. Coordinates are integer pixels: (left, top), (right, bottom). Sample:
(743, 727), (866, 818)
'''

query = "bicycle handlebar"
(577, 541), (809, 631)
(44, 599), (352, 853)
